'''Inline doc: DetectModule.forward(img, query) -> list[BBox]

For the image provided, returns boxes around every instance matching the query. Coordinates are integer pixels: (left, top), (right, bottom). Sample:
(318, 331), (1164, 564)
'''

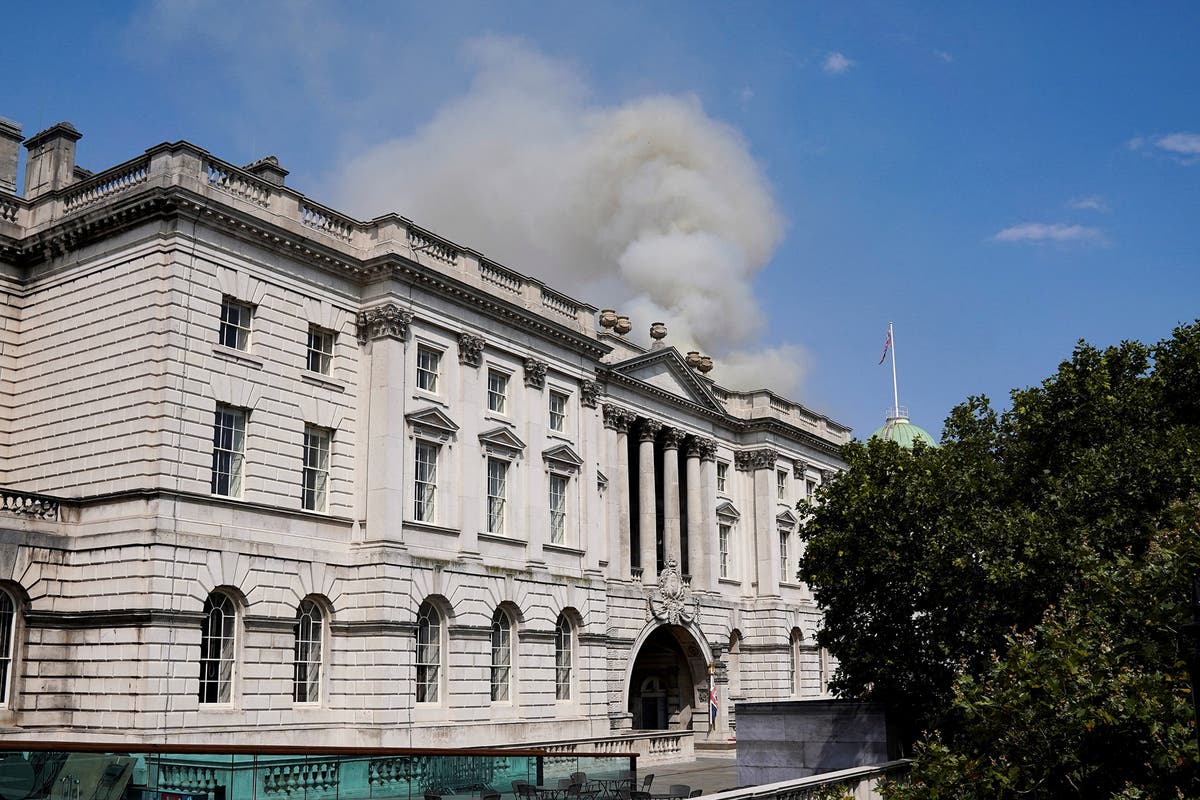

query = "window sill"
(412, 390), (449, 408)
(213, 344), (264, 369)
(479, 531), (524, 546)
(546, 431), (573, 444)
(484, 412), (514, 427)
(544, 542), (584, 556)
(302, 371), (346, 392)
(718, 577), (742, 587)
(405, 519), (460, 536)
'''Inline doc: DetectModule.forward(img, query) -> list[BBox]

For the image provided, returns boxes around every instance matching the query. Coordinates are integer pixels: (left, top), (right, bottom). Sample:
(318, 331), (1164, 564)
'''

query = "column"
(698, 438), (719, 592)
(603, 404), (635, 581)
(684, 437), (705, 588)
(661, 427), (684, 569)
(638, 418), (662, 584)
(357, 304), (413, 544)
(738, 447), (781, 597)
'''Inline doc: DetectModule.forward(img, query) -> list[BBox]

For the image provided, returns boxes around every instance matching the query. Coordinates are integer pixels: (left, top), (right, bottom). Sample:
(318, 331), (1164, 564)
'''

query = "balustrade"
(541, 288), (579, 318)
(299, 201), (355, 242)
(204, 160), (272, 208)
(61, 157), (150, 214)
(409, 227), (460, 264)
(0, 489), (60, 520)
(480, 260), (523, 294)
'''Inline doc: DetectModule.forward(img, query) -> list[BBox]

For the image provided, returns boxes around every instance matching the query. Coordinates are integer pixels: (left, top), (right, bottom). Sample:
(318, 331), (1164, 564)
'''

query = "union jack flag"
(879, 329), (892, 365)
(709, 683), (718, 727)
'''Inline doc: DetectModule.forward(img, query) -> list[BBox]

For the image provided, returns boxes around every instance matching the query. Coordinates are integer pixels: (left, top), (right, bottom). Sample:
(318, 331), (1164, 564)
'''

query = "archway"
(626, 624), (709, 731)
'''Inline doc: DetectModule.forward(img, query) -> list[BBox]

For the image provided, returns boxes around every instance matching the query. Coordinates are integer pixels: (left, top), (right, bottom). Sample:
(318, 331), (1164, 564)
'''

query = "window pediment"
(543, 443), (583, 473)
(406, 406), (459, 441)
(776, 508), (798, 528)
(479, 426), (526, 458)
(716, 500), (741, 521)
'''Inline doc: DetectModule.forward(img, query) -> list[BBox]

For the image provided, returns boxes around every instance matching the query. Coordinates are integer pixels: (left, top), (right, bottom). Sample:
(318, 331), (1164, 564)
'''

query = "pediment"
(776, 509), (798, 528)
(716, 500), (741, 521)
(608, 348), (725, 412)
(479, 426), (526, 456)
(405, 406), (459, 439)
(543, 442), (584, 471)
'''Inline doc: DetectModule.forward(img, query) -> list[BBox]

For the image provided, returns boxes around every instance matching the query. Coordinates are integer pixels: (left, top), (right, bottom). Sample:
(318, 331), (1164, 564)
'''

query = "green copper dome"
(870, 408), (937, 448)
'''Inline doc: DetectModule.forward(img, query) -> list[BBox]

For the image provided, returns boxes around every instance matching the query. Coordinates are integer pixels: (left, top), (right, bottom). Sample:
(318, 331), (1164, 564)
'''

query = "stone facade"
(0, 120), (849, 746)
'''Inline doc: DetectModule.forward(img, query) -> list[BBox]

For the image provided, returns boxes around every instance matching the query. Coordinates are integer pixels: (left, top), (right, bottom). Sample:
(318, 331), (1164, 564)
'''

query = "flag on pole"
(879, 329), (892, 365)
(709, 682), (718, 727)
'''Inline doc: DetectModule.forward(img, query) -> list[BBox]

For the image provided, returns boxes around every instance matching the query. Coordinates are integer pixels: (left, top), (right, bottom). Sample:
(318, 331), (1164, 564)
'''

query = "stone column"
(603, 404), (635, 581)
(638, 419), (662, 584)
(698, 438), (719, 592)
(661, 427), (684, 569)
(357, 304), (413, 544)
(684, 437), (705, 589)
(738, 447), (781, 597)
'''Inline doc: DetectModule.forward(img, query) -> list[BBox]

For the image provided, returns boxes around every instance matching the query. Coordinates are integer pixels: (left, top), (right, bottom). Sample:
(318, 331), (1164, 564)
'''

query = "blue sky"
(7, 1), (1199, 439)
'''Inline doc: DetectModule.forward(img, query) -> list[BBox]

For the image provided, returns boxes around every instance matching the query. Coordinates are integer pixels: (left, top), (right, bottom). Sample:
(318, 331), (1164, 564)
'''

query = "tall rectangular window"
(548, 390), (568, 433)
(777, 469), (788, 501)
(414, 441), (438, 522)
(302, 426), (331, 512)
(487, 370), (508, 414)
(719, 523), (731, 579)
(219, 297), (252, 350)
(549, 474), (568, 543)
(306, 325), (335, 375)
(486, 458), (507, 534)
(779, 530), (790, 583)
(716, 462), (728, 493)
(416, 345), (441, 393)
(806, 479), (817, 500)
(211, 405), (246, 497)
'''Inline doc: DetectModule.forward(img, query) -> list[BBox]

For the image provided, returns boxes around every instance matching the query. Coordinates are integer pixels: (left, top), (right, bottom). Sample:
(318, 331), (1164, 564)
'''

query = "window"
(719, 522), (731, 579)
(777, 469), (788, 500)
(779, 530), (790, 583)
(199, 591), (237, 704)
(548, 390), (568, 433)
(549, 474), (568, 543)
(219, 296), (252, 350)
(211, 406), (246, 497)
(806, 479), (817, 500)
(415, 601), (441, 703)
(490, 608), (513, 702)
(555, 613), (573, 701)
(416, 345), (441, 393)
(487, 370), (508, 414)
(414, 441), (438, 522)
(486, 458), (507, 534)
(716, 462), (728, 493)
(789, 630), (803, 696)
(302, 426), (331, 512)
(293, 599), (323, 703)
(0, 589), (14, 705)
(306, 325), (335, 375)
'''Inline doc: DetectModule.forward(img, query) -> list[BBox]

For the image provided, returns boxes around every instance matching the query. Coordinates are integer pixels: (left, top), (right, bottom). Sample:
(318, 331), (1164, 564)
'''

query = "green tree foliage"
(798, 322), (1200, 748)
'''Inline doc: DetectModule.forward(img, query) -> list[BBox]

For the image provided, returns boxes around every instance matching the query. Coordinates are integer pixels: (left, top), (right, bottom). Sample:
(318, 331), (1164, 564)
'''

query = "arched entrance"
(627, 624), (710, 731)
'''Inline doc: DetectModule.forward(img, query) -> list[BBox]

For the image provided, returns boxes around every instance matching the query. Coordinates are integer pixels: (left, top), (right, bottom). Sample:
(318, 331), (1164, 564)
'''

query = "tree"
(798, 322), (1200, 746)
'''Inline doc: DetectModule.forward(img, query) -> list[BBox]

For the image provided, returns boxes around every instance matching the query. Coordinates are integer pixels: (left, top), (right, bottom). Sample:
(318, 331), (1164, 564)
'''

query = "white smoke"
(336, 37), (808, 397)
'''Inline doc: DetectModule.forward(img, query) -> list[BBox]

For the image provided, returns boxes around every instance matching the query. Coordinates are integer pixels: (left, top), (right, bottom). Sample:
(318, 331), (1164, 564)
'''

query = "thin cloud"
(1066, 195), (1108, 213)
(1128, 132), (1200, 165)
(822, 52), (854, 75)
(933, 49), (954, 63)
(992, 223), (1108, 246)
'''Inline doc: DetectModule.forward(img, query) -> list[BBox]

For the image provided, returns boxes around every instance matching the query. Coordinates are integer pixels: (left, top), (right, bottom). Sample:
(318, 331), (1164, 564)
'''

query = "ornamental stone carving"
(648, 559), (696, 625)
(356, 304), (413, 344)
(638, 419), (663, 442)
(524, 357), (548, 389)
(661, 426), (686, 450)
(579, 378), (601, 409)
(602, 403), (636, 433)
(457, 332), (486, 367)
(793, 459), (809, 479)
(697, 437), (718, 462)
(735, 447), (779, 472)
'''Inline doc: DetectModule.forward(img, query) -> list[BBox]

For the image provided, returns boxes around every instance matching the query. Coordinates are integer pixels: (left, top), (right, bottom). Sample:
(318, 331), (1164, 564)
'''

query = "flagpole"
(889, 321), (900, 416)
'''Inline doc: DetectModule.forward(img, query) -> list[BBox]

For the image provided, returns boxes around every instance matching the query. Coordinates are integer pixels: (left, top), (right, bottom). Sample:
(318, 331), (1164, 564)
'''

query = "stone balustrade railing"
(61, 156), (151, 214)
(0, 193), (24, 225)
(495, 730), (692, 766)
(261, 760), (340, 795)
(0, 489), (61, 520)
(204, 158), (272, 208)
(701, 761), (910, 800)
(300, 200), (356, 243)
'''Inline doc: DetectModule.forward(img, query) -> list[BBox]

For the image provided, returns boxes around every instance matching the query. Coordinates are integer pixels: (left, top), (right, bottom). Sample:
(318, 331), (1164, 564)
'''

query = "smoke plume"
(336, 37), (807, 396)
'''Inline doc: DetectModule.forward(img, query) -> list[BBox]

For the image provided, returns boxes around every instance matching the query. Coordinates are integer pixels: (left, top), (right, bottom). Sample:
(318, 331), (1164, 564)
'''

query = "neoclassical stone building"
(0, 119), (848, 748)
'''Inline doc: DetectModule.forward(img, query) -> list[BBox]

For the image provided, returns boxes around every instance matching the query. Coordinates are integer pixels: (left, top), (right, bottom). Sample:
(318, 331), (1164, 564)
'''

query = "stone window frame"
(302, 425), (332, 512)
(547, 388), (570, 434)
(718, 521), (732, 579)
(211, 405), (247, 498)
(779, 529), (790, 584)
(789, 627), (804, 697)
(554, 611), (576, 702)
(219, 295), (253, 351)
(415, 599), (446, 704)
(548, 472), (569, 544)
(199, 589), (241, 705)
(292, 596), (326, 704)
(487, 368), (510, 415)
(716, 501), (741, 583)
(490, 607), (515, 703)
(306, 324), (335, 376)
(716, 461), (729, 494)
(0, 587), (17, 707)
(486, 456), (508, 535)
(415, 343), (443, 395)
(776, 468), (788, 501)
(413, 440), (440, 523)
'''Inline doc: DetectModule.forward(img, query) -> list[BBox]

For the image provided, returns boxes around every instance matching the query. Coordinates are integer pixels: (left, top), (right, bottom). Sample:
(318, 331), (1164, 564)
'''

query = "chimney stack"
(23, 121), (82, 200)
(0, 118), (22, 195)
(244, 156), (289, 187)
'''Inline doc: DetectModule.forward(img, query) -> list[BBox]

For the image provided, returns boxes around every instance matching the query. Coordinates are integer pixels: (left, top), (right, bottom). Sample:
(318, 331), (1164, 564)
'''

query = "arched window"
(490, 608), (513, 702)
(293, 598), (324, 703)
(0, 588), (16, 706)
(199, 591), (237, 704)
(555, 613), (573, 701)
(416, 601), (442, 703)
(789, 628), (804, 696)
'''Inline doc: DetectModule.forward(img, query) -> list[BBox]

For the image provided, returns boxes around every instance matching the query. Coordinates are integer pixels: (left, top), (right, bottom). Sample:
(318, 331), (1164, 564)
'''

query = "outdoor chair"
(668, 785), (691, 798)
(481, 789), (501, 800)
(640, 775), (654, 792)
(688, 791), (702, 798)
(570, 772), (588, 786)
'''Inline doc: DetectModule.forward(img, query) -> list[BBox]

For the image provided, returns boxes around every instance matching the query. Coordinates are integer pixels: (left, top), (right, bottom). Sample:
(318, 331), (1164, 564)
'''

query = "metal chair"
(668, 785), (691, 799)
(640, 775), (654, 792)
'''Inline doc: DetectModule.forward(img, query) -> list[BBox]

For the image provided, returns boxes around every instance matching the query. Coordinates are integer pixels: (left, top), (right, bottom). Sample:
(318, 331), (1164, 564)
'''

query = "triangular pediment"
(479, 426), (526, 456)
(776, 509), (798, 528)
(716, 500), (741, 520)
(542, 443), (584, 471)
(608, 347), (725, 412)
(405, 406), (459, 439)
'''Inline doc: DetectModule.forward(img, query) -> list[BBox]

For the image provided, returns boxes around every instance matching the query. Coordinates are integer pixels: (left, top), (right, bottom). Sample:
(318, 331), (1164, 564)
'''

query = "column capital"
(458, 332), (486, 367)
(602, 403), (636, 432)
(793, 458), (809, 478)
(356, 304), (412, 344)
(638, 418), (663, 442)
(524, 357), (548, 389)
(580, 378), (602, 409)
(735, 447), (779, 472)
(661, 426), (686, 450)
(687, 436), (717, 461)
